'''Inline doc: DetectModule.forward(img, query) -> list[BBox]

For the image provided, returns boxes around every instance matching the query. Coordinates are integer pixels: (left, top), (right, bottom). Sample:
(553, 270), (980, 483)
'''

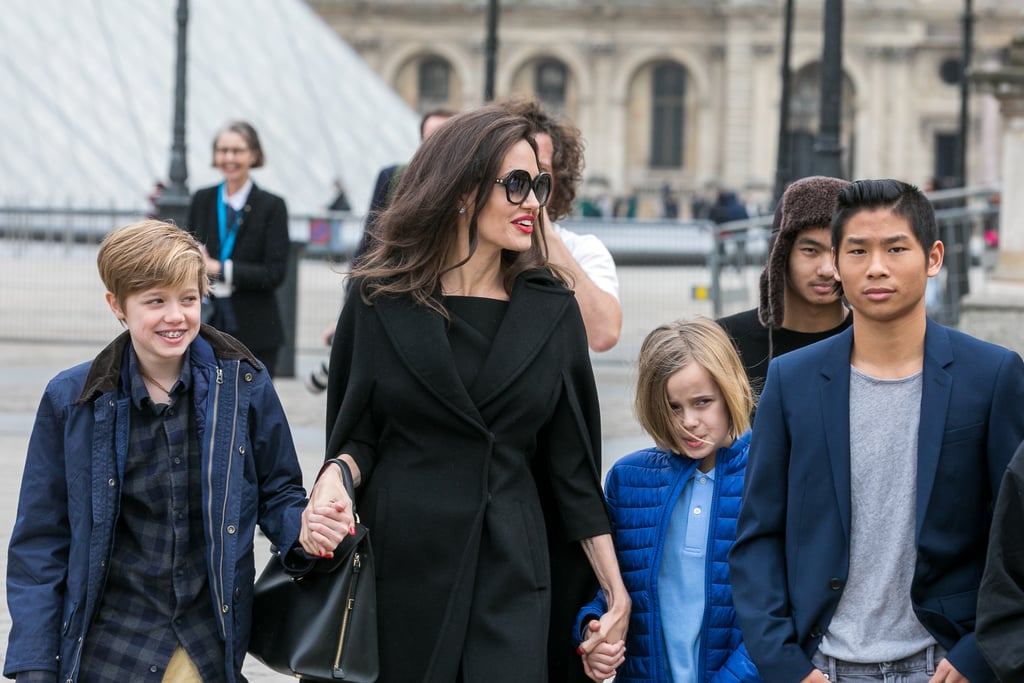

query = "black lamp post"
(157, 0), (191, 228)
(956, 0), (974, 189)
(484, 0), (499, 101)
(773, 0), (795, 207)
(814, 0), (844, 178)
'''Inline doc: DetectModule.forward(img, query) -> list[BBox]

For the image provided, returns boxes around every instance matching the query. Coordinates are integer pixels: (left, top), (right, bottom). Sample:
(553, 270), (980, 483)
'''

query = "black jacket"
(187, 183), (290, 351)
(325, 269), (609, 682)
(978, 440), (1024, 682)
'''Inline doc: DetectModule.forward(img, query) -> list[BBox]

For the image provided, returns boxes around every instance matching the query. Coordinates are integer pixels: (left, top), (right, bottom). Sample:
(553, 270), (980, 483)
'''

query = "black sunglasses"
(494, 170), (552, 207)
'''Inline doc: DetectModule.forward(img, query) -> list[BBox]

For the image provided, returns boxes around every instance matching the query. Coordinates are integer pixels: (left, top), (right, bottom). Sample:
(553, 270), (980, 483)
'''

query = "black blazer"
(977, 440), (1024, 682)
(325, 269), (609, 683)
(187, 183), (290, 351)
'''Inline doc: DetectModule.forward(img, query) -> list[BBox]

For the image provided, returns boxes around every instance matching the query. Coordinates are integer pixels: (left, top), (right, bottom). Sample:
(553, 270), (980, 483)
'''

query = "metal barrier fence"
(0, 186), (999, 372)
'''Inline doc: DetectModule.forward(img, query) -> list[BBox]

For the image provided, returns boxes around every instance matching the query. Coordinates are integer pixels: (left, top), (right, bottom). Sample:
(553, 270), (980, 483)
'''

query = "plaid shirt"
(77, 349), (226, 682)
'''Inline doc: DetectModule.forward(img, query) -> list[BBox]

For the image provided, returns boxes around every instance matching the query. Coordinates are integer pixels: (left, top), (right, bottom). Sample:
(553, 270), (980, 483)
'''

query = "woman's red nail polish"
(576, 647), (583, 656)
(349, 525), (357, 535)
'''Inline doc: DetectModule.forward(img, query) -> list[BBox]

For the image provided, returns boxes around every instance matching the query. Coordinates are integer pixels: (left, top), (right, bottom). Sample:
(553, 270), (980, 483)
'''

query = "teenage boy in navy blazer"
(730, 179), (1024, 683)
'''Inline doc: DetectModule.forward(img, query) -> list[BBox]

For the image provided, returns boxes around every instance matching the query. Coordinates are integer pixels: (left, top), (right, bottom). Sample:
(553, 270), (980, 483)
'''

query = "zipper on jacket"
(67, 634), (86, 683)
(697, 459), (723, 683)
(333, 552), (363, 671)
(206, 364), (227, 634)
(650, 459), (692, 680)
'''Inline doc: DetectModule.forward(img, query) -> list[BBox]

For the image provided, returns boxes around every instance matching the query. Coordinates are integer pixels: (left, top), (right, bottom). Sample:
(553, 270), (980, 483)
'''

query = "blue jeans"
(810, 645), (947, 682)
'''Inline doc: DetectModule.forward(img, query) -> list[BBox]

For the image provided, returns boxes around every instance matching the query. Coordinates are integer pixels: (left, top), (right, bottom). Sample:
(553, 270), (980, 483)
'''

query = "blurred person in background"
(504, 97), (622, 352)
(187, 120), (290, 377)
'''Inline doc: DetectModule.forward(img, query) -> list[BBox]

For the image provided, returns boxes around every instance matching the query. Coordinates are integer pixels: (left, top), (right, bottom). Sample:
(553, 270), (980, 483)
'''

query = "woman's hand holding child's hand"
(579, 619), (625, 682)
(299, 464), (355, 558)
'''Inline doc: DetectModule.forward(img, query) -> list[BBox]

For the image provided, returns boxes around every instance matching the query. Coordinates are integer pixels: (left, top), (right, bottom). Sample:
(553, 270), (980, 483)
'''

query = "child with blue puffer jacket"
(576, 317), (763, 682)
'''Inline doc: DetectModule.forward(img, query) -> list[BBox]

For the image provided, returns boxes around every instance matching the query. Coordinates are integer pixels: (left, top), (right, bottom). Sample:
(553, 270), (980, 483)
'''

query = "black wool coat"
(325, 269), (610, 683)
(977, 440), (1024, 682)
(187, 183), (290, 352)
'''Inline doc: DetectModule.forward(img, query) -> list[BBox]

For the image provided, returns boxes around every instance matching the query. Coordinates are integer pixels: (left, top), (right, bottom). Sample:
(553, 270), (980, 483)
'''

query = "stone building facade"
(308, 0), (1023, 217)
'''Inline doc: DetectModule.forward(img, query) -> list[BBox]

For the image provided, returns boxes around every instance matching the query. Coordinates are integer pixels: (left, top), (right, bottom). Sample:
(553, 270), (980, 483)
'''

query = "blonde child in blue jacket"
(576, 318), (762, 682)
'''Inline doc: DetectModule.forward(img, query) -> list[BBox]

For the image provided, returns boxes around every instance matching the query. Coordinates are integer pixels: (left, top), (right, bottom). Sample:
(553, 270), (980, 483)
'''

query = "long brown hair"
(353, 105), (552, 316)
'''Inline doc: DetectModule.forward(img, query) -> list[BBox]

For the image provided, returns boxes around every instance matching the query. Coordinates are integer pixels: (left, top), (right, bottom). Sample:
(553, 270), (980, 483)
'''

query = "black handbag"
(248, 461), (379, 682)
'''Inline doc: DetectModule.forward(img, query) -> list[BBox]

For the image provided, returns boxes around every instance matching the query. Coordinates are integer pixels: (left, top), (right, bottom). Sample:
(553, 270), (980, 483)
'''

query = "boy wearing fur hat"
(718, 176), (851, 394)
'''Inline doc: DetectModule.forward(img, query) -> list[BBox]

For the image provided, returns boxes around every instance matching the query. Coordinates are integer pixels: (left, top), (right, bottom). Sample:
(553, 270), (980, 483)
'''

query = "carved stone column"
(960, 34), (1024, 355)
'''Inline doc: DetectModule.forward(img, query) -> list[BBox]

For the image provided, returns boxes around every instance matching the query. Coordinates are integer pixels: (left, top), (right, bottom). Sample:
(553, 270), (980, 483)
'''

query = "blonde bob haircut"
(97, 219), (210, 309)
(635, 317), (754, 454)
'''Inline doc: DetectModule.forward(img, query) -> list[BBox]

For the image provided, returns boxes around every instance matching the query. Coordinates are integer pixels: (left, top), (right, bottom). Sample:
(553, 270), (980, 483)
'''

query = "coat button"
(227, 525), (236, 534)
(222, 604), (230, 613)
(810, 627), (823, 638)
(244, 372), (253, 382)
(108, 478), (116, 487)
(829, 578), (842, 590)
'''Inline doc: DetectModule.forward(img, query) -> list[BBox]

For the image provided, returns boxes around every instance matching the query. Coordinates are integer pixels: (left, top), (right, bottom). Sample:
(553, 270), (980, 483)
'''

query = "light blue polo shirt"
(659, 464), (715, 682)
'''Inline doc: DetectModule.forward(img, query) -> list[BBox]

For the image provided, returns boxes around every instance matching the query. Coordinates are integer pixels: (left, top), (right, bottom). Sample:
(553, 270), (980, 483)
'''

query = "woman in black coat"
(299, 105), (630, 683)
(187, 120), (289, 376)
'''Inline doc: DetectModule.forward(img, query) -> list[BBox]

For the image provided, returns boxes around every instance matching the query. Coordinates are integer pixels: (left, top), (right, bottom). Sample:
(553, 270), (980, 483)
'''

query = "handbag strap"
(322, 457), (357, 516)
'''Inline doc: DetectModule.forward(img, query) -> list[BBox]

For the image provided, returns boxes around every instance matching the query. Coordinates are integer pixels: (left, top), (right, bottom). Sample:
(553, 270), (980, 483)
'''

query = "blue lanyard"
(216, 183), (243, 262)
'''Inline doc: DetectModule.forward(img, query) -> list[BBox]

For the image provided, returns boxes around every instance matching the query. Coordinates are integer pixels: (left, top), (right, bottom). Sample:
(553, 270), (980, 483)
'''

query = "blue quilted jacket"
(575, 432), (762, 682)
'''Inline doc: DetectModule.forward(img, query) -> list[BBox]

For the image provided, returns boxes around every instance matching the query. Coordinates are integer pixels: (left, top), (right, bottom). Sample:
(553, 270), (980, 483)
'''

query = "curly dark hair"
(501, 98), (585, 222)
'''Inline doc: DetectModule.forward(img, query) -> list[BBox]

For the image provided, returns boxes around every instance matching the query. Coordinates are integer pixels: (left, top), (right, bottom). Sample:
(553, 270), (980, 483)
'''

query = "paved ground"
(0, 341), (647, 679)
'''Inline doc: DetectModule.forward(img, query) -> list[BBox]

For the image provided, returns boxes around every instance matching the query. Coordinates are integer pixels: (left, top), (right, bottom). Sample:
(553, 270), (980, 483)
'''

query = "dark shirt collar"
(127, 346), (192, 410)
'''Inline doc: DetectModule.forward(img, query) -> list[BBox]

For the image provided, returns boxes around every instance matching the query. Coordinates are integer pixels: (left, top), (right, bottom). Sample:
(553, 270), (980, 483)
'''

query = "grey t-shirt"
(818, 366), (937, 662)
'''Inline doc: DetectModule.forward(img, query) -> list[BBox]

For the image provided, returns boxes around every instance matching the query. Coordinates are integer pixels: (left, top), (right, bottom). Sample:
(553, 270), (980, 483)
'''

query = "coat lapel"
(915, 320), (953, 535)
(821, 328), (854, 542)
(374, 294), (485, 427)
(468, 271), (573, 406)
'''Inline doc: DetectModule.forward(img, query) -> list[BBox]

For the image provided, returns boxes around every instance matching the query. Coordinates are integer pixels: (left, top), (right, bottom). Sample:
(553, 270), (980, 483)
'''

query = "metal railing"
(0, 185), (1001, 369)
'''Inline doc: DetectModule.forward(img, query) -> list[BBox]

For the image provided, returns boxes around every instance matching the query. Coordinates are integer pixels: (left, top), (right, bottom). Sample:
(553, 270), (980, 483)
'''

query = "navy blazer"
(730, 320), (1024, 683)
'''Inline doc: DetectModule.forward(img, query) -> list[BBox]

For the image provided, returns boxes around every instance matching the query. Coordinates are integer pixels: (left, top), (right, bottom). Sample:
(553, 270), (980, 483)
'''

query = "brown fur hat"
(758, 176), (849, 329)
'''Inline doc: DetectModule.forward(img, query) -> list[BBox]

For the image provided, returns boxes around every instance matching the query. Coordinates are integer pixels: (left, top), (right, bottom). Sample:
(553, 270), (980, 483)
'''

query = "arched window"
(650, 61), (686, 168)
(418, 57), (451, 112)
(534, 59), (567, 113)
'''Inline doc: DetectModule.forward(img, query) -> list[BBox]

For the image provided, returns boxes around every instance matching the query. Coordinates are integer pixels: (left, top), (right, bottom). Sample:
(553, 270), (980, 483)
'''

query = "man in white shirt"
(505, 98), (622, 352)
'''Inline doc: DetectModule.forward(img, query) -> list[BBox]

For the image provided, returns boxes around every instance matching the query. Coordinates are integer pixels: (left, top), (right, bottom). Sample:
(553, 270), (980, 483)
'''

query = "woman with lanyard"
(187, 120), (290, 376)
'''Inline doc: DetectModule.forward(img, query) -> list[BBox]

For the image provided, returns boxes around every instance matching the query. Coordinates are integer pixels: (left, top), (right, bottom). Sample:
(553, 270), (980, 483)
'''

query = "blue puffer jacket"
(5, 327), (311, 682)
(575, 433), (762, 682)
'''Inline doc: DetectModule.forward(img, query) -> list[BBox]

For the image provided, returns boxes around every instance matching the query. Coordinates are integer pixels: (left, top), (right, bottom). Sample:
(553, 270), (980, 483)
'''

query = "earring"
(458, 206), (466, 214)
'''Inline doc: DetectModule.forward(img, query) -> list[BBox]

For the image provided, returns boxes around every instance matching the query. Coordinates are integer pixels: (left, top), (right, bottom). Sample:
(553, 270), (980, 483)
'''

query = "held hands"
(581, 598), (629, 651)
(579, 620), (625, 682)
(299, 461), (356, 558)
